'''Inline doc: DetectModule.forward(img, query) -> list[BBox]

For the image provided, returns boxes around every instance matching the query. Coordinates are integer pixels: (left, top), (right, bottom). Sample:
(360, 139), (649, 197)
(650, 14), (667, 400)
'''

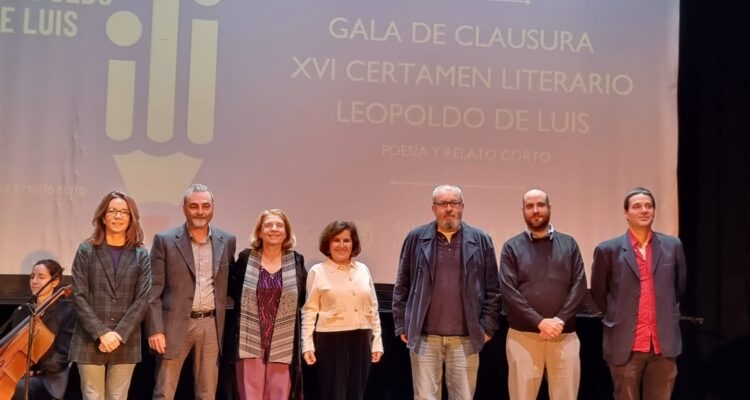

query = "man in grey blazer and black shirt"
(591, 187), (687, 400)
(145, 184), (237, 400)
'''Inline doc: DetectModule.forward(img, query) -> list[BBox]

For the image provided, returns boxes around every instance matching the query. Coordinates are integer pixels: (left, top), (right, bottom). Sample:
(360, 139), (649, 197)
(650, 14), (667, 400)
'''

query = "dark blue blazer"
(392, 221), (500, 353)
(590, 232), (687, 365)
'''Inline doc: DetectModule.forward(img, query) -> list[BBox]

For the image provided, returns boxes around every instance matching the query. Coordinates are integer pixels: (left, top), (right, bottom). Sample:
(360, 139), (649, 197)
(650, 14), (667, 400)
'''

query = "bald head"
(522, 188), (551, 235)
(522, 189), (549, 206)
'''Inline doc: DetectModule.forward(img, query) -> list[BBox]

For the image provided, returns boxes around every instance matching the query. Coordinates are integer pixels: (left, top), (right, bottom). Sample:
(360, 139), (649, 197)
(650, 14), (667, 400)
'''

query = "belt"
(190, 309), (215, 319)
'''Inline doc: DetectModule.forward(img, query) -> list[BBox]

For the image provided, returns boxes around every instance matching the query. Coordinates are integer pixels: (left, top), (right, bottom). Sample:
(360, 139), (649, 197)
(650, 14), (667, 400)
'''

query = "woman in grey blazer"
(69, 191), (151, 400)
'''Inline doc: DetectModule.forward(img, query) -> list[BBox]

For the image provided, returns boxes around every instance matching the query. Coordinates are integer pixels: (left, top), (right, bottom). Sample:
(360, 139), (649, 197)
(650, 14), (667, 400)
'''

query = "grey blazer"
(590, 232), (687, 366)
(145, 224), (236, 359)
(70, 242), (152, 364)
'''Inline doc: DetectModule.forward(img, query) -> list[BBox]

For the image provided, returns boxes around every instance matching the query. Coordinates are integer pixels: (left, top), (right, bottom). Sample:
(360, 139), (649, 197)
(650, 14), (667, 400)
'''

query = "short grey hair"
(183, 183), (214, 205)
(432, 184), (464, 202)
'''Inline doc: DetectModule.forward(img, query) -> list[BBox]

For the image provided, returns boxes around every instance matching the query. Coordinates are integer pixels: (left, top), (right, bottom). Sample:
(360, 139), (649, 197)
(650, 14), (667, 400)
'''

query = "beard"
(524, 213), (550, 231)
(437, 216), (461, 232)
(189, 216), (211, 229)
(441, 221), (458, 230)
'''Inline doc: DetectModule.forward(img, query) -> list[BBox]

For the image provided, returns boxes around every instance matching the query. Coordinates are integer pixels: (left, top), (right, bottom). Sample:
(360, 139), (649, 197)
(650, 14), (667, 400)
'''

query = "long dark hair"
(88, 190), (144, 248)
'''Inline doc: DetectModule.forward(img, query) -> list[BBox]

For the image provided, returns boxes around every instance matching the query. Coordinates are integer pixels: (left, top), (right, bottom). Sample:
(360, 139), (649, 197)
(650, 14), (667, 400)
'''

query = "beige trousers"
(506, 328), (580, 400)
(152, 316), (219, 400)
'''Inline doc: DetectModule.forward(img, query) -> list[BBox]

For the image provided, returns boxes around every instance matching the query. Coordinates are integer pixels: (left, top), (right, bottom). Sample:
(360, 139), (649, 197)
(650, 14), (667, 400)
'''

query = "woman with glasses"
(69, 191), (151, 400)
(3, 259), (75, 400)
(301, 220), (383, 400)
(229, 209), (307, 400)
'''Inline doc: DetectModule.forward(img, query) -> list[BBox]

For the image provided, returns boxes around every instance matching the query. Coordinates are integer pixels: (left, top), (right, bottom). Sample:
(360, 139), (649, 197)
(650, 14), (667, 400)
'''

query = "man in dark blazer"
(591, 187), (687, 400)
(393, 184), (500, 399)
(145, 184), (236, 400)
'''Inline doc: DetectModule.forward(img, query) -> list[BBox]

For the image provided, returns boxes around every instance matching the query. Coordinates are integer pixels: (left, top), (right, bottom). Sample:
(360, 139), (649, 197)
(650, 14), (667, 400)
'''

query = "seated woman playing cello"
(2, 259), (76, 400)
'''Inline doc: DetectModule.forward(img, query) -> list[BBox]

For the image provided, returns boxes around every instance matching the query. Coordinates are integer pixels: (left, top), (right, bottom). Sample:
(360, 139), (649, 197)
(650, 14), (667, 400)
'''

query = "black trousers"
(312, 329), (372, 400)
(13, 376), (54, 400)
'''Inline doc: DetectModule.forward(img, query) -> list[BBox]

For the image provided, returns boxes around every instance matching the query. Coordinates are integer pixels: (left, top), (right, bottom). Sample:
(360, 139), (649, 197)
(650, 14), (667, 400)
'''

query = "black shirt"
(499, 230), (587, 333)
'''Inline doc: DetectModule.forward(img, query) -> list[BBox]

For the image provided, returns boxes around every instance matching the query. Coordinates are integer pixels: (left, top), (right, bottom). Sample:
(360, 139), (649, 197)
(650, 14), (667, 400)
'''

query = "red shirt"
(629, 230), (661, 354)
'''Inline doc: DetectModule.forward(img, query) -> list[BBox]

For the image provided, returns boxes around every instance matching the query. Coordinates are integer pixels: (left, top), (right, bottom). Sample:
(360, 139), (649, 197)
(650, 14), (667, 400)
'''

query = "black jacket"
(8, 299), (76, 399)
(227, 249), (307, 400)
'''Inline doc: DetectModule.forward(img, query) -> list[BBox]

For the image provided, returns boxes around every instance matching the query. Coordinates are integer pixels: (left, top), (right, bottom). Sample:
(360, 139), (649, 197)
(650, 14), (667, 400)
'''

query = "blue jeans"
(409, 335), (479, 400)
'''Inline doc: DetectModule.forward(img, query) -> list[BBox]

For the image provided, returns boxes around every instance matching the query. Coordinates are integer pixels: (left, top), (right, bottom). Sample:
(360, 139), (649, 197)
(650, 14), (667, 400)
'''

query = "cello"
(0, 284), (72, 400)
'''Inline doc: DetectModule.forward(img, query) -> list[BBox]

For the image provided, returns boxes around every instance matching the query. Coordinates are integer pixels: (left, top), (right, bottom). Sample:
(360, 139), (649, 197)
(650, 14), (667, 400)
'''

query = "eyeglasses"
(262, 222), (285, 230)
(106, 208), (131, 217)
(433, 201), (463, 208)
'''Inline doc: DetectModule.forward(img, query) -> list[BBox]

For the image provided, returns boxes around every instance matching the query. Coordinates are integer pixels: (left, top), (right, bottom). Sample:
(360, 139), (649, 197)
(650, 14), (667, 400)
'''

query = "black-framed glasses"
(106, 208), (131, 217)
(433, 201), (463, 208)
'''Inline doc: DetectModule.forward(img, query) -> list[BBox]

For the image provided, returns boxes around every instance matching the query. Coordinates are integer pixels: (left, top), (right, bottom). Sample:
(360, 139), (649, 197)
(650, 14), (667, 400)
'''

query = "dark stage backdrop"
(677, 0), (750, 399)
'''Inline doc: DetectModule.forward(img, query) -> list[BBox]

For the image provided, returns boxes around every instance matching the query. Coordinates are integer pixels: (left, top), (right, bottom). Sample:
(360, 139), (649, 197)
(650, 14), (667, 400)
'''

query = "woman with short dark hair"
(301, 220), (383, 400)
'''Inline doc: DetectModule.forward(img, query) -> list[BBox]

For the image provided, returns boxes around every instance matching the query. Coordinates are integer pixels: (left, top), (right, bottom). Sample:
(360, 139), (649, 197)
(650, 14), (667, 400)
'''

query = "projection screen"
(0, 0), (680, 282)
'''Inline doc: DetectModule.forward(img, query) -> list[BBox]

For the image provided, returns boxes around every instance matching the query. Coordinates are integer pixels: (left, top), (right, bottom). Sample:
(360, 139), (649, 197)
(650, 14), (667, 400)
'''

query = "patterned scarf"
(238, 250), (299, 363)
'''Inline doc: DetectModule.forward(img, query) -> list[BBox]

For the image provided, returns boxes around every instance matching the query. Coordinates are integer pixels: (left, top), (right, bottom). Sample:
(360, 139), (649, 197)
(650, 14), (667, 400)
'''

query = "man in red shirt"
(591, 187), (687, 400)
